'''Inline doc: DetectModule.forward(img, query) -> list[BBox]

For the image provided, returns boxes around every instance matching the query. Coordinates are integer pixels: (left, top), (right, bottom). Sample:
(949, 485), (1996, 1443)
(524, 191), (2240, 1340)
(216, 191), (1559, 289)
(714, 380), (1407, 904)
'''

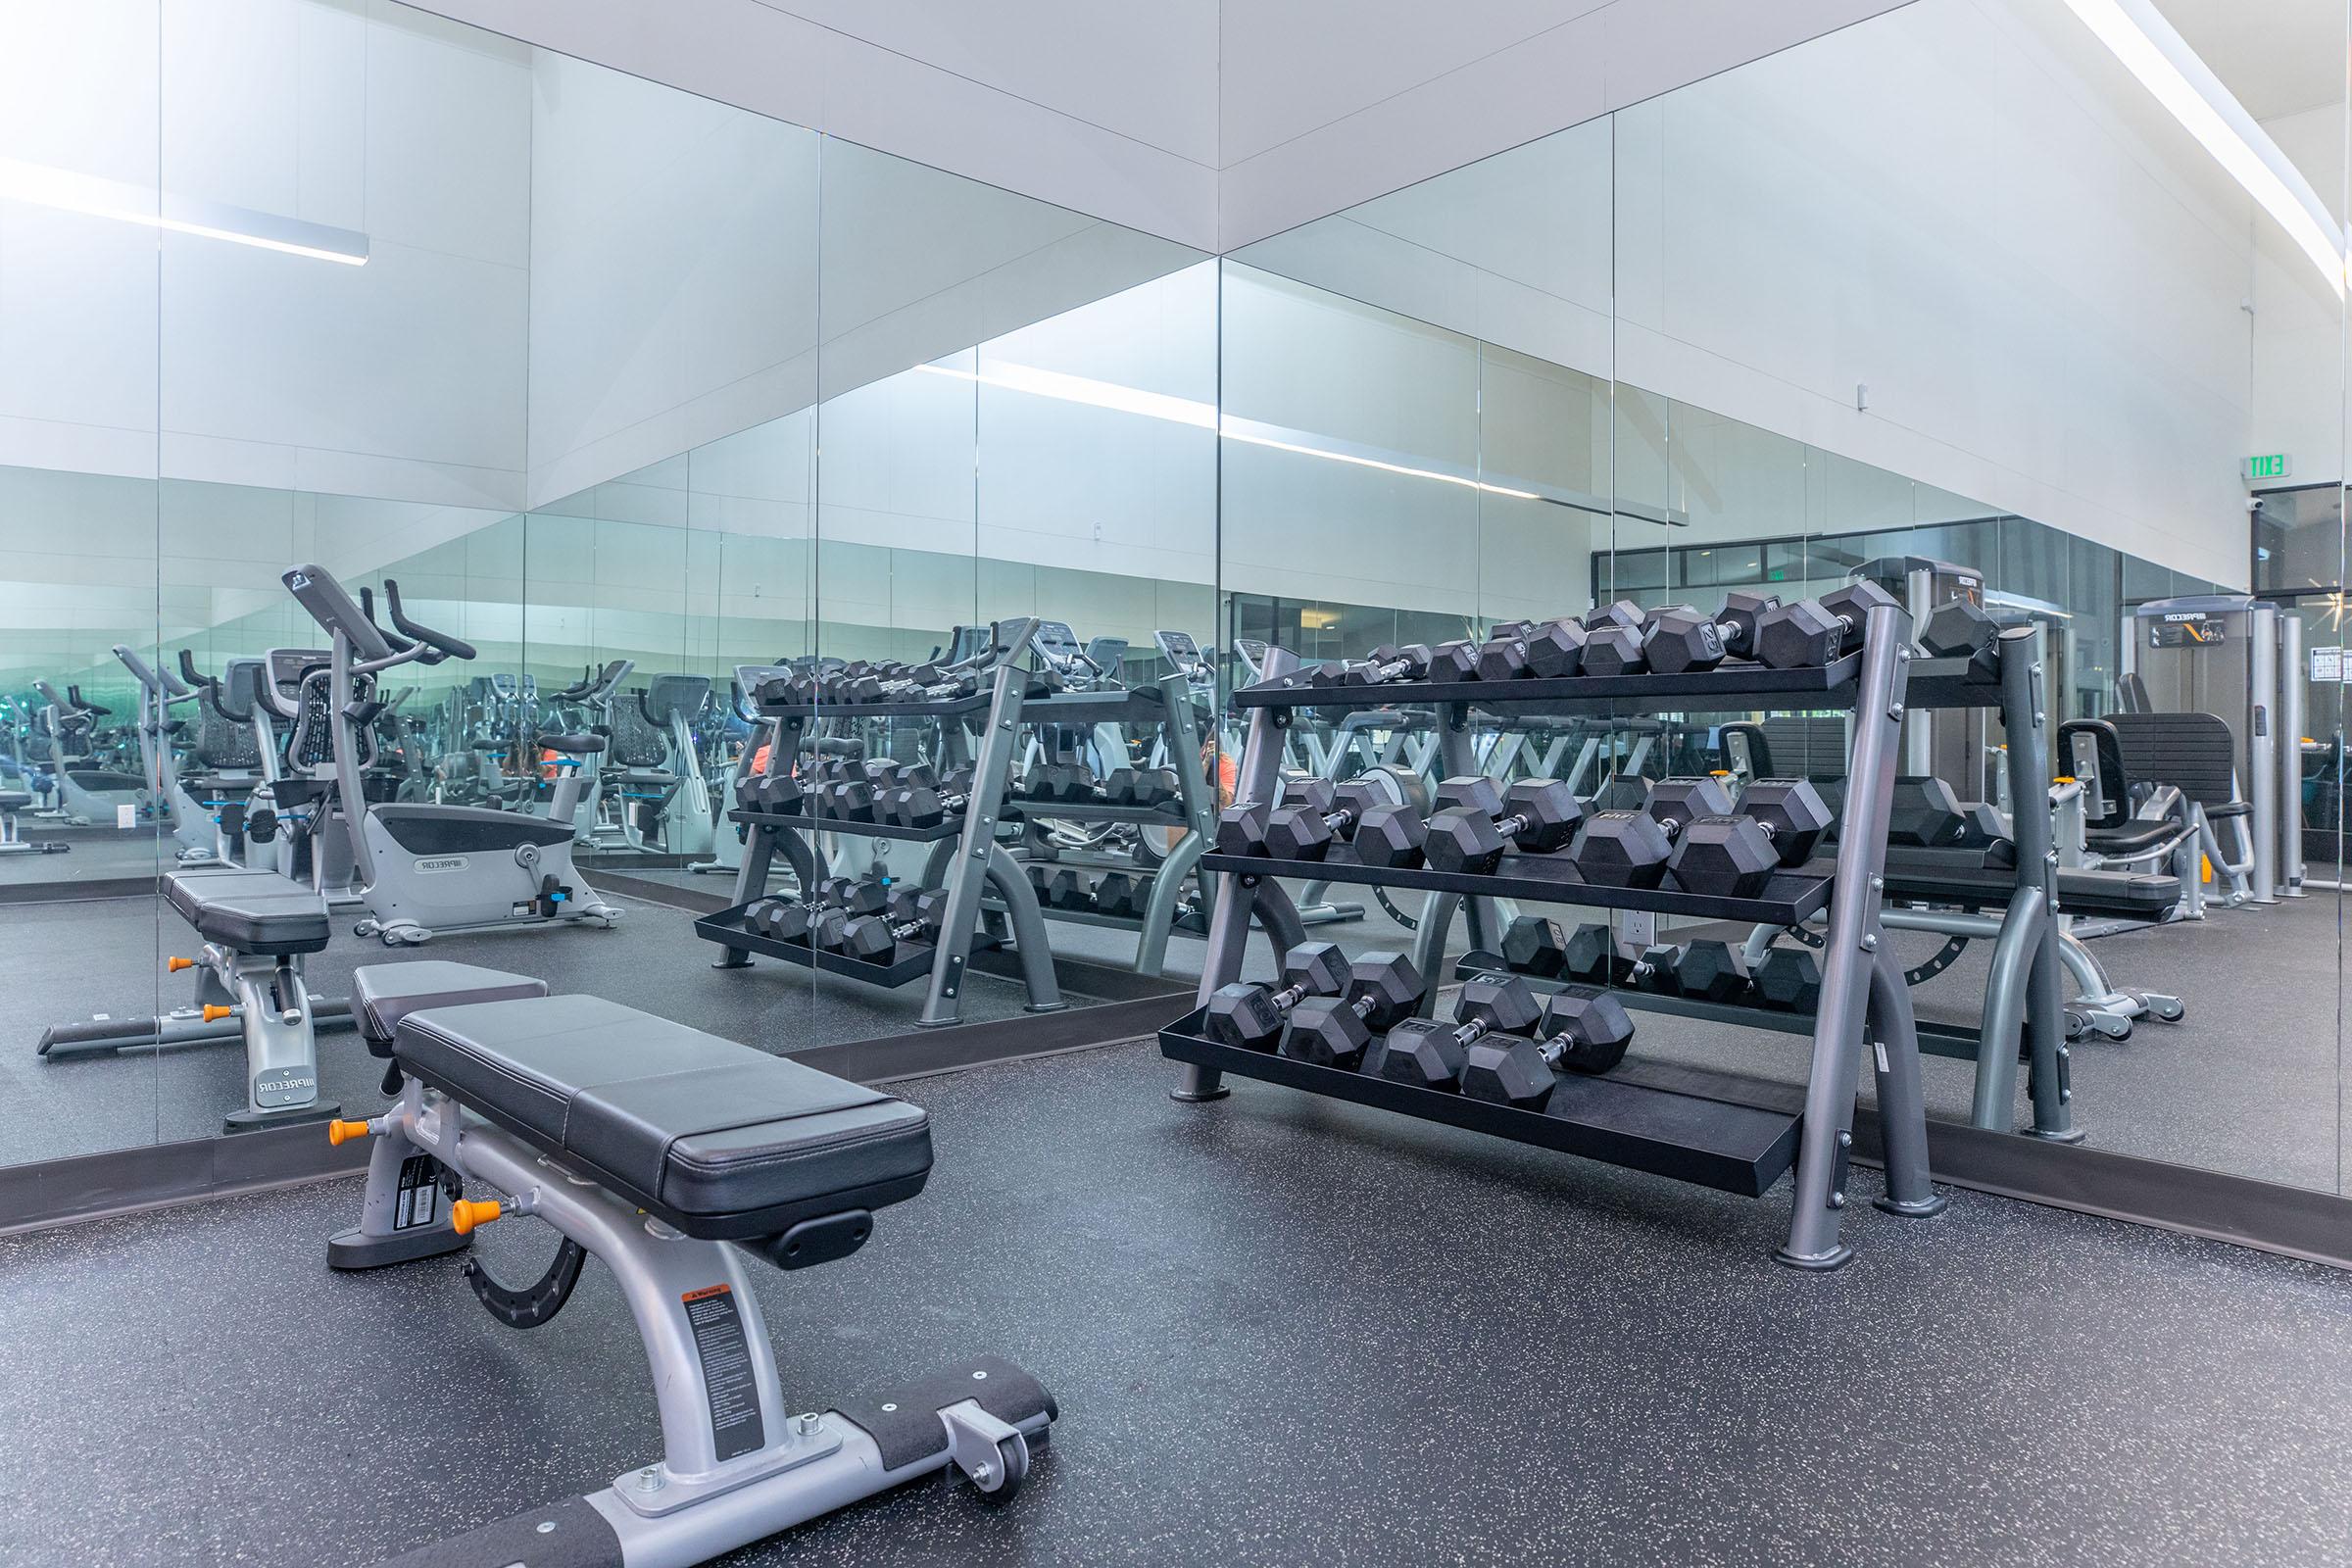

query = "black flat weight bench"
(163, 865), (331, 956)
(331, 963), (1050, 1567)
(392, 990), (934, 1245)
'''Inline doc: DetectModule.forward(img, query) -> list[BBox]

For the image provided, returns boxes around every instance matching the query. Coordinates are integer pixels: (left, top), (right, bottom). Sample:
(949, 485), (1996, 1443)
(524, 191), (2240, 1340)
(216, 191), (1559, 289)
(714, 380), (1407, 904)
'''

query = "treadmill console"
(1233, 638), (1270, 683)
(1029, 620), (1088, 673)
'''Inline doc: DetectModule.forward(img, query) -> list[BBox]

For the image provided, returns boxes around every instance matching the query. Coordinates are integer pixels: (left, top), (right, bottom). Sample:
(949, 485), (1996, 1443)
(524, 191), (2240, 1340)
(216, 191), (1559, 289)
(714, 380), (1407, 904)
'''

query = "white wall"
(1216, 0), (1917, 249)
(409, 0), (1222, 251)
(1234, 0), (2299, 589)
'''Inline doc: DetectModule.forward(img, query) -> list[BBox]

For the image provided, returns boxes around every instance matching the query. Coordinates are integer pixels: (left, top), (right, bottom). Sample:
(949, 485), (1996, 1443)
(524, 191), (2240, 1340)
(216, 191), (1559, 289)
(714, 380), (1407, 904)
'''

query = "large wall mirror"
(1226, 0), (2349, 1220)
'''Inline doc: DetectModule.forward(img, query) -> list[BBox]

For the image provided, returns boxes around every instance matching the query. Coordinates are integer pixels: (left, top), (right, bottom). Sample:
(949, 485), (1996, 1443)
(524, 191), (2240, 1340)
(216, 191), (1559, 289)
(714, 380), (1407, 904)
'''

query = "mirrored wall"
(1225, 0), (2348, 1205)
(4, 0), (2346, 1239)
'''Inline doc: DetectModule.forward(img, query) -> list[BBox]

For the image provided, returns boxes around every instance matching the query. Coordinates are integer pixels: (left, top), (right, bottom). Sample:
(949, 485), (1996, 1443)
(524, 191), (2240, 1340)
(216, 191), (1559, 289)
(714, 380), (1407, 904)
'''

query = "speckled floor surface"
(0, 886), (1146, 1165)
(2, 1038), (2350, 1567)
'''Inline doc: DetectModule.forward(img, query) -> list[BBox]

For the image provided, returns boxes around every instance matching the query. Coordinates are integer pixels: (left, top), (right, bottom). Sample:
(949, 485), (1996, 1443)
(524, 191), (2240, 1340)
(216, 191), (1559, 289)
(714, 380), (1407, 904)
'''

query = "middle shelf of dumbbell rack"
(728, 808), (962, 844)
(1200, 849), (1834, 926)
(1156, 1005), (1802, 1197)
(696, 899), (993, 988)
(1004, 800), (1189, 827)
(1451, 952), (2011, 1066)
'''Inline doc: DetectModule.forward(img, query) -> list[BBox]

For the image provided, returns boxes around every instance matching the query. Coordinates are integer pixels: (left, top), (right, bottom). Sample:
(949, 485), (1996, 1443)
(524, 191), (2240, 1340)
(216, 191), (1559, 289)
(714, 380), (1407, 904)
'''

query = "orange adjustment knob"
(326, 1119), (373, 1147)
(450, 1200), (503, 1237)
(166, 956), (195, 973)
(201, 1004), (236, 1023)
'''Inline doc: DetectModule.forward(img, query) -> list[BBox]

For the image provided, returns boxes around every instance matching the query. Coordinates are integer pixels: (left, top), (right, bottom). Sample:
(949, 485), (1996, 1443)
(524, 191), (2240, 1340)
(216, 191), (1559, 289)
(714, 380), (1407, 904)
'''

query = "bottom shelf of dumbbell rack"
(694, 900), (982, 988)
(1157, 1006), (1802, 1198)
(727, 808), (962, 844)
(1200, 850), (1834, 926)
(989, 897), (1208, 937)
(1452, 951), (1988, 1066)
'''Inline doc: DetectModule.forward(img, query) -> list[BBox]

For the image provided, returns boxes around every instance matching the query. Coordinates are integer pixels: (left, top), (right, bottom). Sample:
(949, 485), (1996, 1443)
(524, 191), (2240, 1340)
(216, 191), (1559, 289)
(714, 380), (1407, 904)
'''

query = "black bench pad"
(1880, 850), (2180, 917)
(394, 994), (932, 1240)
(352, 961), (549, 1056)
(163, 867), (331, 955)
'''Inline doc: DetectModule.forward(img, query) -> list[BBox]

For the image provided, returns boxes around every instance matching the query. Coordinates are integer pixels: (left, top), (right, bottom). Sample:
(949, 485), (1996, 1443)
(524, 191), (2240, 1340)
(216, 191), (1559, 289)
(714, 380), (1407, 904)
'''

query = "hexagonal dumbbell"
(1369, 974), (1540, 1092)
(1642, 591), (1780, 675)
(1425, 778), (1583, 874)
(1754, 946), (1824, 1011)
(1533, 986), (1636, 1075)
(1886, 775), (1968, 846)
(1427, 639), (1482, 681)
(1500, 914), (1569, 978)
(1567, 774), (1735, 888)
(1522, 617), (1590, 678)
(1332, 643), (1433, 687)
(760, 900), (817, 945)
(1202, 942), (1350, 1052)
(1046, 867), (1094, 909)
(1671, 939), (1749, 1004)
(1431, 775), (1503, 817)
(1104, 766), (1178, 807)
(1215, 800), (1273, 856)
(1919, 597), (1997, 660)
(838, 888), (952, 963)
(1665, 778), (1833, 898)
(1754, 580), (1903, 668)
(1279, 953), (1428, 1070)
(1265, 778), (1389, 861)
(1561, 922), (1617, 984)
(1092, 870), (1146, 918)
(1353, 802), (1429, 868)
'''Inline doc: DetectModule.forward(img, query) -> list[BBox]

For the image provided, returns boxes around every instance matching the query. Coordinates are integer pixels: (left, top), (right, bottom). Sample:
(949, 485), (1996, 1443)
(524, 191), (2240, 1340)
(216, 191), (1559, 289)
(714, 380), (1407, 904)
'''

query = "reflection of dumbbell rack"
(704, 665), (1066, 1026)
(986, 674), (1230, 976)
(1160, 612), (1945, 1270)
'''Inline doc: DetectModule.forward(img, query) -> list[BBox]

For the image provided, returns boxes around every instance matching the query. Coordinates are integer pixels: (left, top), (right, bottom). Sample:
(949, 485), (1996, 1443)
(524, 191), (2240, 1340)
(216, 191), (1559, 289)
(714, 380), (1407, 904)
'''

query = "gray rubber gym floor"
(0, 884), (1153, 1164)
(2, 1037), (2349, 1567)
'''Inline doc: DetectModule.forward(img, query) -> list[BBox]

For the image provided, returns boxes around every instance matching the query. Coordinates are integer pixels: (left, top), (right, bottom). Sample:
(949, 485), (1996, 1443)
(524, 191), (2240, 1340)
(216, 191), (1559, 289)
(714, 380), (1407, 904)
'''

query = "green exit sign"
(2245, 453), (2292, 481)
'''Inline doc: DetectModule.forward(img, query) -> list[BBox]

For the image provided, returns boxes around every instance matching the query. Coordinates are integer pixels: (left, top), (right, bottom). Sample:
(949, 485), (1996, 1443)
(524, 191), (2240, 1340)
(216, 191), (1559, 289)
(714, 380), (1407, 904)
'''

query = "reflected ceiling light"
(913, 362), (1542, 501)
(0, 156), (369, 267)
(2059, 0), (2344, 294)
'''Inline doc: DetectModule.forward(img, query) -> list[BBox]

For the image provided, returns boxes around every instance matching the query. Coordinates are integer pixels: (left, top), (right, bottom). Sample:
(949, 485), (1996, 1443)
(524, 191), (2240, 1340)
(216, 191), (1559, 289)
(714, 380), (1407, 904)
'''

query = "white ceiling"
(2158, 0), (2345, 123)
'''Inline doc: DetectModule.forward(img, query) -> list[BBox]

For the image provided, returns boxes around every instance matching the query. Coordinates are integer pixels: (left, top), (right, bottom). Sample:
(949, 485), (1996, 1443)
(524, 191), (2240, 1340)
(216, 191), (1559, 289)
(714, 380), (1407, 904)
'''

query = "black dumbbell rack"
(1439, 630), (2078, 1144)
(976, 676), (1226, 973)
(1160, 612), (1945, 1269)
(706, 662), (1065, 1024)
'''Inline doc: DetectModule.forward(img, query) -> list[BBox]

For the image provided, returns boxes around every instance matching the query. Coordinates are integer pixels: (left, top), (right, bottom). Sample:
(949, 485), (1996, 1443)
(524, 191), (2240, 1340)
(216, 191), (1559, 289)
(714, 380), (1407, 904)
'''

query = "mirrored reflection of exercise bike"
(281, 563), (621, 946)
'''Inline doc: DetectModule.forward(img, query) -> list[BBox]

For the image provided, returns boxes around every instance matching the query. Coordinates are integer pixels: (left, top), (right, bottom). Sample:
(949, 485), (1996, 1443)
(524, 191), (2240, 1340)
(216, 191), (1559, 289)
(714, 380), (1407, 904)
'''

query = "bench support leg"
(348, 1093), (1057, 1567)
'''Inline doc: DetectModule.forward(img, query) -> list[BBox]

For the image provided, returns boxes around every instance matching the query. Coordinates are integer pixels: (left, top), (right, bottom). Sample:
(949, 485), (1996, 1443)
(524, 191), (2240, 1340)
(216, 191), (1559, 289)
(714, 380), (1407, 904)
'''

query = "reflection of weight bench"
(75, 867), (349, 1131)
(2063, 714), (2249, 918)
(329, 964), (1055, 1565)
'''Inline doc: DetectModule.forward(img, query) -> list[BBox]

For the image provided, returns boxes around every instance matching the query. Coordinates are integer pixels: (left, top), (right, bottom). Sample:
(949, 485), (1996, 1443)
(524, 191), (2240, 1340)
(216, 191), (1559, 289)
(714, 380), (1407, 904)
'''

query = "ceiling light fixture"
(2058, 0), (2343, 294)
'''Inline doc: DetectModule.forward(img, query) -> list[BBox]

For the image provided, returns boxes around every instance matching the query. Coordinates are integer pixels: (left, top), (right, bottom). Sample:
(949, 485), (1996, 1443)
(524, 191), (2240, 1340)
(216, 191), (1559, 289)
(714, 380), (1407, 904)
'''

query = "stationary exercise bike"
(282, 563), (621, 946)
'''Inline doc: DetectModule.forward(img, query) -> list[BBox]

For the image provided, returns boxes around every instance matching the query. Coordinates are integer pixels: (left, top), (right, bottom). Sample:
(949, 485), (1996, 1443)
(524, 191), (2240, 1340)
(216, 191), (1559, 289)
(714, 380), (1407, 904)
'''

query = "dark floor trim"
(800, 996), (1194, 1085)
(0, 876), (158, 905)
(0, 996), (1193, 1237)
(595, 870), (731, 913)
(0, 1120), (370, 1238)
(1902, 1118), (2352, 1271)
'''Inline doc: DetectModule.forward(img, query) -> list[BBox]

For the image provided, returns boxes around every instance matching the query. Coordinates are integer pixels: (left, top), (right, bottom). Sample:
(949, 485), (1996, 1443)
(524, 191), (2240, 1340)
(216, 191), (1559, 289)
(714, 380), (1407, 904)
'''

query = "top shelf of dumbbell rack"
(1230, 654), (1862, 717)
(1004, 800), (1188, 826)
(1200, 846), (1835, 926)
(727, 808), (962, 844)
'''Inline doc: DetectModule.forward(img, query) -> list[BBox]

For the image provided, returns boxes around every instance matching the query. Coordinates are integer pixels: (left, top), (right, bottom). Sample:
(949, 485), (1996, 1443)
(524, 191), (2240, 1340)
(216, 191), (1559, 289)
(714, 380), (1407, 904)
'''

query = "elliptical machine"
(281, 563), (621, 946)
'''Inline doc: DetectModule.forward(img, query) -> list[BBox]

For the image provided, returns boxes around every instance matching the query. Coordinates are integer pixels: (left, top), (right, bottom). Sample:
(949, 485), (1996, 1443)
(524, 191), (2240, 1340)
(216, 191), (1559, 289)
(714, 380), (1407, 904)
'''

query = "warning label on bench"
(682, 1284), (764, 1461)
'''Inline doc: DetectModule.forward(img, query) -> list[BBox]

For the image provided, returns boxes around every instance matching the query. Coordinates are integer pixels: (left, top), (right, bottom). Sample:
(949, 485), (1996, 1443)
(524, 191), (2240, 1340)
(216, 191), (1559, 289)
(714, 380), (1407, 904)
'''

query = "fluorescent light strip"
(913, 360), (1542, 501)
(2060, 0), (2344, 294)
(0, 156), (368, 267)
